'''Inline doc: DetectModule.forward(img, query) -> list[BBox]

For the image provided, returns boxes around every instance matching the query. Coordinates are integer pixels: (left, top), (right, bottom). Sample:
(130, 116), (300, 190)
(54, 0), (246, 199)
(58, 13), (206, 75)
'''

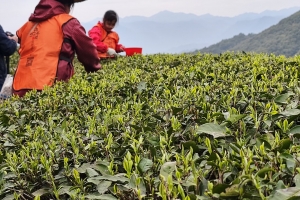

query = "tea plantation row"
(1, 52), (300, 200)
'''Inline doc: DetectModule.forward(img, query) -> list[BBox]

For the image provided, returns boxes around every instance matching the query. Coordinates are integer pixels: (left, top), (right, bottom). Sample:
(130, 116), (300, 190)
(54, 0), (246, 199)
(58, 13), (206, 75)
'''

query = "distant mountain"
(81, 7), (300, 54)
(197, 10), (300, 57)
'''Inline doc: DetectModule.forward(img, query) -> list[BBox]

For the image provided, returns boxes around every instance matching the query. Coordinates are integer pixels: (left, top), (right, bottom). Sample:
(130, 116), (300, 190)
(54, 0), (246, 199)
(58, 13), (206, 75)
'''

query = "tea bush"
(1, 52), (300, 199)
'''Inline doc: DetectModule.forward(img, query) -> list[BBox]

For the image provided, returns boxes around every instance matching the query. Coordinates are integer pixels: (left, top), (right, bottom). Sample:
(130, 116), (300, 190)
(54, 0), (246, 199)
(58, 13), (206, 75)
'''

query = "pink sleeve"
(88, 26), (108, 53)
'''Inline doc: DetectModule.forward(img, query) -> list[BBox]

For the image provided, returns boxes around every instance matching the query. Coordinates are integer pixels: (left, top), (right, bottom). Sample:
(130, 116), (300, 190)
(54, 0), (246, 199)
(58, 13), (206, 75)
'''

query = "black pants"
(0, 57), (8, 91)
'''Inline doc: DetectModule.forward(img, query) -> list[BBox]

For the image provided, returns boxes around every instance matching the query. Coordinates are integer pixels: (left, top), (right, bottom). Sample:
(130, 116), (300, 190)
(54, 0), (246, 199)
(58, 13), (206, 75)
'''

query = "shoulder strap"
(59, 38), (74, 62)
(63, 38), (74, 47)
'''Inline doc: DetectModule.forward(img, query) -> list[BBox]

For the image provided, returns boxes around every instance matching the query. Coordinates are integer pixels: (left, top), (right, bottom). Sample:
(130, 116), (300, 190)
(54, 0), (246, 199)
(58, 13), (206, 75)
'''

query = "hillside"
(198, 10), (300, 57)
(81, 7), (300, 54)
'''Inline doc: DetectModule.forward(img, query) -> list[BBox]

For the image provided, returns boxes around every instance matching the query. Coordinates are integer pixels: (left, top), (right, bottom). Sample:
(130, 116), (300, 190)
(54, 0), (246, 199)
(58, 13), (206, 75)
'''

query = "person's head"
(103, 10), (119, 32)
(56, 0), (85, 13)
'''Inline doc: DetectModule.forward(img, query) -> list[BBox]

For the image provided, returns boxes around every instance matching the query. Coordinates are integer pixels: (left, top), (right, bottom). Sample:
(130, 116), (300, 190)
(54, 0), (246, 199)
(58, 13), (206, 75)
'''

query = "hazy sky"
(1, 0), (300, 32)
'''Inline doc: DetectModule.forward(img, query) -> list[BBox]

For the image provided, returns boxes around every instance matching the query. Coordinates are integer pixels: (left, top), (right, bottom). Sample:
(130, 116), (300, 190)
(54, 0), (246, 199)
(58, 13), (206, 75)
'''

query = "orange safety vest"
(97, 24), (119, 58)
(13, 14), (74, 91)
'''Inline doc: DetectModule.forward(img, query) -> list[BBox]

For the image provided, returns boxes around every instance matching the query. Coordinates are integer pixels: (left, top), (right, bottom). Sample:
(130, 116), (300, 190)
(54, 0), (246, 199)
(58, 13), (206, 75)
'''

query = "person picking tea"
(88, 10), (125, 58)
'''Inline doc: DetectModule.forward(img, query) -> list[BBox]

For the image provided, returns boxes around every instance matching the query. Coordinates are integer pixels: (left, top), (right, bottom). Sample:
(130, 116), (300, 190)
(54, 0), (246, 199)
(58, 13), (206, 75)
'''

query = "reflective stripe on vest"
(97, 24), (119, 58)
(13, 14), (74, 91)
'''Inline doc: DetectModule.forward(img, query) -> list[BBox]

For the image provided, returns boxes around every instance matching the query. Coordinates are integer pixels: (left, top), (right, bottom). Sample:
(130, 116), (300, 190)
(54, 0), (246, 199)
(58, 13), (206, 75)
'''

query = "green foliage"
(198, 33), (254, 55)
(1, 52), (300, 199)
(197, 10), (300, 57)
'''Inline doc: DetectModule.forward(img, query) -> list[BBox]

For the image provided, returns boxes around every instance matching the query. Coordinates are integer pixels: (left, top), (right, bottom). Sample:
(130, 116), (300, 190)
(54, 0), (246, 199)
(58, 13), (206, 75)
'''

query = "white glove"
(107, 48), (117, 56)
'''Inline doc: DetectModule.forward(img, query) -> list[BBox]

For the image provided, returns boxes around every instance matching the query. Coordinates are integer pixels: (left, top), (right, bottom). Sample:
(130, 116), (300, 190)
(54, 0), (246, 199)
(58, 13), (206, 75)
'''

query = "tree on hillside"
(196, 10), (300, 57)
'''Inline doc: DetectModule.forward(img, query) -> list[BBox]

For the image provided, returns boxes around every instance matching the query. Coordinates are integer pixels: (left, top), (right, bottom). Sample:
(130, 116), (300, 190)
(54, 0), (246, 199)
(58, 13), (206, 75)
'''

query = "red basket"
(125, 47), (142, 56)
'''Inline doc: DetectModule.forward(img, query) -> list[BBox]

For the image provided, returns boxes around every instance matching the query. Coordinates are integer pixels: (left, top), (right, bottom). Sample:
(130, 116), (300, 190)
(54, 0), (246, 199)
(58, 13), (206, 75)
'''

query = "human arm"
(88, 25), (108, 53)
(64, 19), (101, 72)
(0, 25), (17, 56)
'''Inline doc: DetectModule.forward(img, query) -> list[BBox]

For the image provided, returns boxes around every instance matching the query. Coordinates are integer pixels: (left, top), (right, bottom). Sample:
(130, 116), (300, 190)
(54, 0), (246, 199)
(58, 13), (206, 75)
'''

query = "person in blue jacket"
(0, 25), (18, 90)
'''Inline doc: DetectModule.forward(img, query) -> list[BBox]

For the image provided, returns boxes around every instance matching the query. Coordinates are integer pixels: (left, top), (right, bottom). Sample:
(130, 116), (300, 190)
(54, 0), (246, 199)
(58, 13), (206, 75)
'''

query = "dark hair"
(103, 10), (119, 23)
(56, 0), (75, 8)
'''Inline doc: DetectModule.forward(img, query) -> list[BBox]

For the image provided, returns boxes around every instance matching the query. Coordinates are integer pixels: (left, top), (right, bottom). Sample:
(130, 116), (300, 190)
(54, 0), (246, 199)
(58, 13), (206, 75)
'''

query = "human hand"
(5, 31), (14, 37)
(107, 48), (117, 56)
(120, 46), (125, 52)
(8, 35), (18, 43)
(5, 31), (18, 43)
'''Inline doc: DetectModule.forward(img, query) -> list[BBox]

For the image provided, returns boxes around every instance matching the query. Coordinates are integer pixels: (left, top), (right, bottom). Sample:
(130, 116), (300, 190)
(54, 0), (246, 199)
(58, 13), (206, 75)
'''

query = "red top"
(88, 22), (124, 53)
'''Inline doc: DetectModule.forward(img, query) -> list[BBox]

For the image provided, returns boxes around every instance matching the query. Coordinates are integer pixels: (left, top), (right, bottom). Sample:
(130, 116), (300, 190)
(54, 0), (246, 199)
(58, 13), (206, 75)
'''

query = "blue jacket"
(0, 25), (17, 90)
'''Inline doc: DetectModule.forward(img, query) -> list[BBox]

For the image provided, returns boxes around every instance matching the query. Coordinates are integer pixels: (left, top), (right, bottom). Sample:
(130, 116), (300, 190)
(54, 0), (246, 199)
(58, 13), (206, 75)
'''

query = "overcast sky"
(1, 0), (300, 32)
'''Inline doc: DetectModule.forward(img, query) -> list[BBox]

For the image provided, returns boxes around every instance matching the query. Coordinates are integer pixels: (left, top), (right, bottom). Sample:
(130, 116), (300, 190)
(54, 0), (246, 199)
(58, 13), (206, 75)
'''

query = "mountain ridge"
(197, 9), (300, 57)
(81, 7), (300, 54)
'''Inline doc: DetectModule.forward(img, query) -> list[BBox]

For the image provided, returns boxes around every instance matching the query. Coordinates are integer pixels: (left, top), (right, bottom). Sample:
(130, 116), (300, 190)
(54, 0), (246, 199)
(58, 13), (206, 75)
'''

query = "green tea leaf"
(58, 185), (76, 196)
(76, 163), (92, 173)
(160, 162), (176, 178)
(196, 123), (226, 138)
(87, 168), (99, 177)
(226, 114), (247, 124)
(86, 194), (117, 200)
(278, 139), (292, 152)
(288, 125), (300, 135)
(256, 167), (273, 178)
(94, 161), (111, 175)
(280, 109), (300, 117)
(3, 194), (14, 200)
(220, 184), (240, 198)
(213, 184), (230, 194)
(97, 181), (112, 194)
(182, 141), (200, 152)
(138, 158), (153, 174)
(87, 174), (128, 183)
(274, 93), (293, 104)
(32, 188), (49, 197)
(137, 81), (147, 92)
(294, 174), (300, 188)
(269, 187), (300, 200)
(279, 153), (296, 172)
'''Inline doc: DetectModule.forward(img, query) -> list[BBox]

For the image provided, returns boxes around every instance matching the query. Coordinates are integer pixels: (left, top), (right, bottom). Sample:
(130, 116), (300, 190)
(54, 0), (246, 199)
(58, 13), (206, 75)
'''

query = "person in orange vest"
(88, 10), (125, 59)
(12, 0), (102, 98)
